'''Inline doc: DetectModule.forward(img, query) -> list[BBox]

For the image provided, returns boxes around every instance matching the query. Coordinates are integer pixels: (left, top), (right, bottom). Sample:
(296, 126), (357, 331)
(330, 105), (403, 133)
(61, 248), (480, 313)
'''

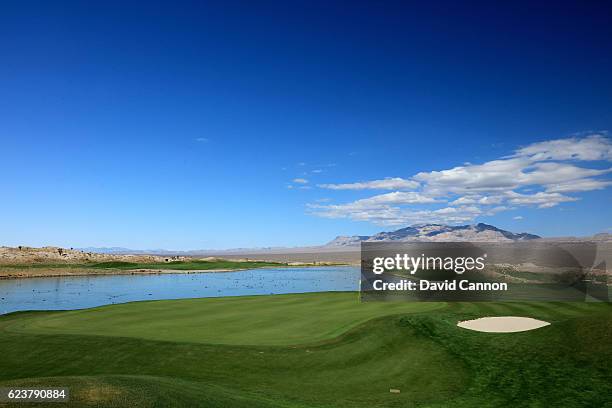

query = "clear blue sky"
(1, 1), (611, 249)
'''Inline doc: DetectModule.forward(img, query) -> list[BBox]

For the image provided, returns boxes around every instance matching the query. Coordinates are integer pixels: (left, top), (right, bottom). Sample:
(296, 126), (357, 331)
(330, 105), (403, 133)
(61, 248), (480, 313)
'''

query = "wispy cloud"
(512, 135), (612, 161)
(308, 203), (483, 226)
(195, 137), (209, 142)
(309, 133), (612, 226)
(319, 177), (419, 191)
(545, 178), (612, 193)
(293, 178), (309, 184)
(310, 192), (439, 212)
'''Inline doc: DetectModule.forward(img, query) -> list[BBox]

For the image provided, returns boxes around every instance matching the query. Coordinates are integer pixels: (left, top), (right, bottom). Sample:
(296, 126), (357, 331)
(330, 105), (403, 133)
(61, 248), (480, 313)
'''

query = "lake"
(0, 266), (360, 314)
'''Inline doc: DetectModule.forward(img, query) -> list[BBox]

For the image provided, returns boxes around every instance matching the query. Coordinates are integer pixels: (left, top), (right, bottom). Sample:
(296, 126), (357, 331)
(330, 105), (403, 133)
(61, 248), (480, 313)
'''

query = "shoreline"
(0, 263), (351, 280)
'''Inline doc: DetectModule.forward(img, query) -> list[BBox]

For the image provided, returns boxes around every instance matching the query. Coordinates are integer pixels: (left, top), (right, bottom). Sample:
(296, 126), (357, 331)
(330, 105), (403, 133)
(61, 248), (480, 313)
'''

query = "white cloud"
(514, 134), (612, 162)
(514, 216), (524, 220)
(415, 158), (529, 193)
(415, 160), (610, 195)
(546, 178), (612, 193)
(308, 203), (483, 226)
(319, 177), (419, 191)
(293, 178), (309, 184)
(334, 192), (439, 209)
(309, 134), (612, 225)
(484, 206), (510, 215)
(450, 195), (480, 205)
(478, 195), (506, 205)
(505, 191), (579, 208)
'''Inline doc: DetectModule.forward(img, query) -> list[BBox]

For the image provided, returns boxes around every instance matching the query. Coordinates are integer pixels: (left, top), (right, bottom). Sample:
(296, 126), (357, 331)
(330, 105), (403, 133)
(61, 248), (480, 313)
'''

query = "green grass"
(6, 292), (443, 345)
(1, 293), (611, 407)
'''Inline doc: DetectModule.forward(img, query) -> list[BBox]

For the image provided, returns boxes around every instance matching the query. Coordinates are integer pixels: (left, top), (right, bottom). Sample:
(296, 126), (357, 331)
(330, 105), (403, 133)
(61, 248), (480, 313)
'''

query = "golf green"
(1, 292), (611, 407)
(6, 292), (443, 345)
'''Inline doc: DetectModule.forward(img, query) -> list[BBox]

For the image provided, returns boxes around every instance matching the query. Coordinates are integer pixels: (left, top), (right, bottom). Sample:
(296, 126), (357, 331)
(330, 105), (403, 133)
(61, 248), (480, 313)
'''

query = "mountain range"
(325, 223), (541, 247)
(77, 224), (612, 255)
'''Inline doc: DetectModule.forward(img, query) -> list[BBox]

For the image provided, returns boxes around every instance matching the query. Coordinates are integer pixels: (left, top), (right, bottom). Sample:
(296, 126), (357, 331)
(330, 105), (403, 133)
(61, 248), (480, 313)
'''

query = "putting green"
(7, 292), (445, 345)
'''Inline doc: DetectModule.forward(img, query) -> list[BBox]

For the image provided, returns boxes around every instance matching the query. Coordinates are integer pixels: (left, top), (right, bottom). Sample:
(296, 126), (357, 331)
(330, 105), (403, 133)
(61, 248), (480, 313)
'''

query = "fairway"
(1, 292), (611, 407)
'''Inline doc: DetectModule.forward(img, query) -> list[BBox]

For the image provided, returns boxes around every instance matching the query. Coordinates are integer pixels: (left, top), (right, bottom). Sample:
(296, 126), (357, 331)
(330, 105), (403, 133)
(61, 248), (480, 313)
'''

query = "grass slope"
(0, 293), (611, 407)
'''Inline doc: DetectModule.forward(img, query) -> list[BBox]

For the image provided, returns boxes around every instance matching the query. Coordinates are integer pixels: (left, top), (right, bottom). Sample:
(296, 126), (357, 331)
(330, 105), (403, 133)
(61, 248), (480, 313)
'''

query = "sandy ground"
(457, 316), (550, 333)
(0, 246), (353, 279)
(216, 250), (360, 264)
(0, 246), (190, 265)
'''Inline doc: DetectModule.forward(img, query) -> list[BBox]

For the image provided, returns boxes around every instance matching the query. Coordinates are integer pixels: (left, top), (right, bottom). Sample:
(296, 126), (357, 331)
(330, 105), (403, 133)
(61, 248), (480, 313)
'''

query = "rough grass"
(1, 293), (611, 407)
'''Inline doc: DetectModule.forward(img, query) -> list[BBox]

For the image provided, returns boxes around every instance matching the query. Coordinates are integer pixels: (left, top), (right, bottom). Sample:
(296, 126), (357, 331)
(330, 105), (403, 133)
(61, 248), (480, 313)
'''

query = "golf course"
(1, 292), (611, 407)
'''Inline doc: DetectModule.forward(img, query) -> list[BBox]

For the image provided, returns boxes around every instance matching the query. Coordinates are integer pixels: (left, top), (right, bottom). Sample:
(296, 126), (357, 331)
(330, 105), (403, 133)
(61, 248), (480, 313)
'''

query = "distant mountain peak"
(325, 223), (540, 246)
(325, 235), (371, 247)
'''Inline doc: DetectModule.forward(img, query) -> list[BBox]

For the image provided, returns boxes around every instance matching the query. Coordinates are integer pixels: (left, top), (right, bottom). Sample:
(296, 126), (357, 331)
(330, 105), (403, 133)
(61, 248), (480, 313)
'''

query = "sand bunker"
(457, 316), (550, 333)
